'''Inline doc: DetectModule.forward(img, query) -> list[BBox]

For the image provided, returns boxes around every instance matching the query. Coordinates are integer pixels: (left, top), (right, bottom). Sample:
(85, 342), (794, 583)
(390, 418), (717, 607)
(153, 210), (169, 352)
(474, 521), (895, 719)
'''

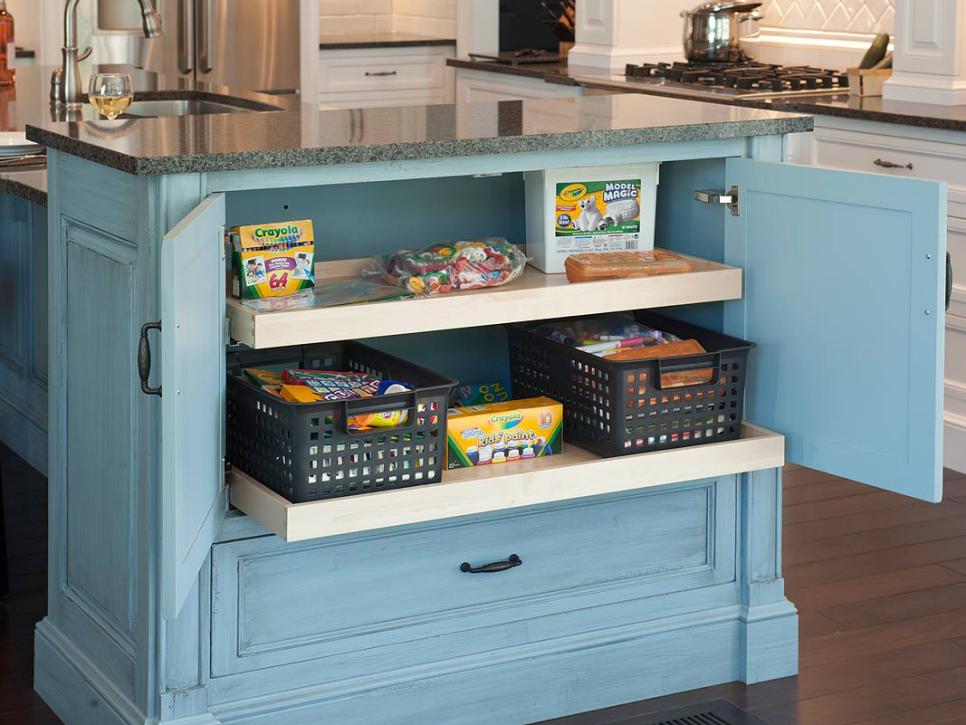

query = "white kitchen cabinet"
(318, 45), (455, 109)
(795, 115), (966, 473)
(456, 67), (584, 103)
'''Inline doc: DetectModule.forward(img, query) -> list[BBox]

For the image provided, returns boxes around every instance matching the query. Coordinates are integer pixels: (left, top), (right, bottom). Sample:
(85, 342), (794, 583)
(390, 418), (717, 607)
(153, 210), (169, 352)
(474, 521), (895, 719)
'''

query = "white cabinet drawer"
(812, 126), (966, 214)
(319, 47), (449, 94)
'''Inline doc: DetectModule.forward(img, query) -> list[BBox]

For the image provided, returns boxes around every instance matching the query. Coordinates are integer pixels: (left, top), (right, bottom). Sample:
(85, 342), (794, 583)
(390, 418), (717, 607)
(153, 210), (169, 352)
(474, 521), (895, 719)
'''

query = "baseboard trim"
(210, 602), (798, 725)
(945, 414), (966, 475)
(34, 618), (145, 725)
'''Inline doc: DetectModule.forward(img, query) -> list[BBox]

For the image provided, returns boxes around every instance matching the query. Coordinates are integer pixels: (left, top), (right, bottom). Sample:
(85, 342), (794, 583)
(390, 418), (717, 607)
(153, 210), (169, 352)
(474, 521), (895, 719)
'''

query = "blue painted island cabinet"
(31, 97), (948, 725)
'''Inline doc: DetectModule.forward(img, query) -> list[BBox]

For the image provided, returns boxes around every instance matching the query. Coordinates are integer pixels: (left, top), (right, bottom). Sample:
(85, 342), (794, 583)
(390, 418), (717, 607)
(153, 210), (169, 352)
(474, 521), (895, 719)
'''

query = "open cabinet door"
(724, 159), (945, 502)
(160, 193), (227, 619)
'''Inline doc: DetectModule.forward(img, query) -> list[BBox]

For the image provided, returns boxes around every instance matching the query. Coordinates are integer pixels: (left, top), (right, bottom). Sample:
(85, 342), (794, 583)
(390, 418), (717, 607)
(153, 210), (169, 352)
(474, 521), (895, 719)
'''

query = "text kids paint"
(230, 219), (316, 299)
(525, 164), (659, 273)
(446, 397), (563, 469)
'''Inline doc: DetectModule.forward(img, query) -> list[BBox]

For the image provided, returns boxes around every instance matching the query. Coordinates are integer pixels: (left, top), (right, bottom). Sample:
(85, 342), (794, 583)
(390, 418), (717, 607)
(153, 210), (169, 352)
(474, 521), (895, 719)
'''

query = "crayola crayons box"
(230, 219), (315, 299)
(446, 397), (562, 469)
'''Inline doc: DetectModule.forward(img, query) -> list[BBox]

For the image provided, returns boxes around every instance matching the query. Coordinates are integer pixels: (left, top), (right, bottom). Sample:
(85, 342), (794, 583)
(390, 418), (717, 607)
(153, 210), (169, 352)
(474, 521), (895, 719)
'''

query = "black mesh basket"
(227, 342), (456, 503)
(508, 312), (755, 457)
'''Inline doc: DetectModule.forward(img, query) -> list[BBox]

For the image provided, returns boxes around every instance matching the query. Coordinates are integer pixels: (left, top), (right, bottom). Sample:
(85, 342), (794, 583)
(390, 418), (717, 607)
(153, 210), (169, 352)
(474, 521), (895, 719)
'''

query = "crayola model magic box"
(446, 397), (562, 469)
(230, 219), (315, 299)
(525, 164), (660, 274)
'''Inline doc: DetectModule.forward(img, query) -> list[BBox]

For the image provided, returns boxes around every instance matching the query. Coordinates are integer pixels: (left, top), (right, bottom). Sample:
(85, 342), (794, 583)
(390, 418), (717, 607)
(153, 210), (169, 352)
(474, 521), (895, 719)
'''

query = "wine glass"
(88, 73), (134, 120)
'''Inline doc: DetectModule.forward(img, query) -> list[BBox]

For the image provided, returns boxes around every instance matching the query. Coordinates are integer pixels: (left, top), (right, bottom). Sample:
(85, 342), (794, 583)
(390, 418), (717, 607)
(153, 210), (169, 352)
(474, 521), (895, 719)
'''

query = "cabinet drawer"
(211, 479), (737, 677)
(813, 127), (966, 201)
(318, 47), (448, 94)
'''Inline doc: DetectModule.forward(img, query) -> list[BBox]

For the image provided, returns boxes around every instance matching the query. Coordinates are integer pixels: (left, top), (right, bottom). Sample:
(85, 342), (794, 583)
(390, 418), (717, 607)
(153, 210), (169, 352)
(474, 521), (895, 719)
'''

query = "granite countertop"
(320, 33), (455, 50)
(741, 93), (966, 132)
(453, 58), (966, 132)
(0, 65), (303, 204)
(26, 92), (812, 176)
(0, 168), (46, 205)
(447, 57), (573, 83)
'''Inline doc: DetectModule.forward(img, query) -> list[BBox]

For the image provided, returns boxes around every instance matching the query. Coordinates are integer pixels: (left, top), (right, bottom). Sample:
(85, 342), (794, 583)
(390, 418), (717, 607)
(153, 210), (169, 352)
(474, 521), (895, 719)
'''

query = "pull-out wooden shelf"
(226, 250), (742, 349)
(229, 423), (783, 542)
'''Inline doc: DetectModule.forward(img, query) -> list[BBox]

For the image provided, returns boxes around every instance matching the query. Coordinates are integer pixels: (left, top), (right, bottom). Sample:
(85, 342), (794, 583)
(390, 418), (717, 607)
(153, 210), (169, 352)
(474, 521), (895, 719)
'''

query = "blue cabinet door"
(160, 193), (228, 619)
(724, 158), (946, 502)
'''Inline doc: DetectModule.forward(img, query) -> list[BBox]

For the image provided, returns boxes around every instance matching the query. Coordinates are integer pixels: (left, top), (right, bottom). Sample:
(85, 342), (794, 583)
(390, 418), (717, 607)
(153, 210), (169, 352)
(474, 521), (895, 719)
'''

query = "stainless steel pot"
(681, 1), (763, 63)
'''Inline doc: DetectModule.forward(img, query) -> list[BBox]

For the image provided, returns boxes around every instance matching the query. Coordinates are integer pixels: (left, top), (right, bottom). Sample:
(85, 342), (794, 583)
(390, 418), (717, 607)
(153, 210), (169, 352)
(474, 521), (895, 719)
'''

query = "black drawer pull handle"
(138, 321), (162, 397)
(874, 158), (913, 170)
(460, 554), (522, 574)
(948, 252), (954, 312)
(365, 70), (397, 77)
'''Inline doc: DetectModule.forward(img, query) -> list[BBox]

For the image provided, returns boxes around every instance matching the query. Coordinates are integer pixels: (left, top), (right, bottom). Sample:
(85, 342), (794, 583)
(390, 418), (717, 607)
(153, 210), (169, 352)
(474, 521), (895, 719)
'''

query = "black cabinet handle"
(365, 70), (397, 77)
(873, 158), (913, 170)
(460, 554), (522, 574)
(138, 322), (162, 397)
(948, 252), (954, 312)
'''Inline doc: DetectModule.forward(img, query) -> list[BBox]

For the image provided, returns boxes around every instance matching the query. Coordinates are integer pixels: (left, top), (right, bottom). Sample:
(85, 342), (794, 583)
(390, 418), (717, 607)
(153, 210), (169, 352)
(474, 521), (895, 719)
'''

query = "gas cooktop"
(622, 61), (850, 100)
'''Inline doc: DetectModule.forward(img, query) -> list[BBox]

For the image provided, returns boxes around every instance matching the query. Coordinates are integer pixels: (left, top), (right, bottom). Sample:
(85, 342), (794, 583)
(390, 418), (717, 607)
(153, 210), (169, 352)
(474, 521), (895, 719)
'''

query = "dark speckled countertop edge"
(735, 97), (966, 132)
(0, 169), (47, 206)
(27, 115), (814, 176)
(447, 57), (568, 82)
(320, 35), (455, 50)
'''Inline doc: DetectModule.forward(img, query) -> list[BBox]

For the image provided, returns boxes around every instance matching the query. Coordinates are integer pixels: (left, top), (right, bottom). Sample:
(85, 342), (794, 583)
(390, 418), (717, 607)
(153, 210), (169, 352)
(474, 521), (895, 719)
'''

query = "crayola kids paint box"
(230, 219), (315, 299)
(446, 397), (562, 469)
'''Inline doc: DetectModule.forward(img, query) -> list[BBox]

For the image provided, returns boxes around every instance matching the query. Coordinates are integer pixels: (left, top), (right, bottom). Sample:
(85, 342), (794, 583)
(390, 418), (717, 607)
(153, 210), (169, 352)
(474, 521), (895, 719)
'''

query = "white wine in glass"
(89, 73), (134, 120)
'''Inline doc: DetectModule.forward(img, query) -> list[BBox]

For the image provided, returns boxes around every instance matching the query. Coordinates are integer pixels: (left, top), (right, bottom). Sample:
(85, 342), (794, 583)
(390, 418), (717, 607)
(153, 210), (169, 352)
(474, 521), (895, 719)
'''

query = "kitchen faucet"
(51, 0), (163, 108)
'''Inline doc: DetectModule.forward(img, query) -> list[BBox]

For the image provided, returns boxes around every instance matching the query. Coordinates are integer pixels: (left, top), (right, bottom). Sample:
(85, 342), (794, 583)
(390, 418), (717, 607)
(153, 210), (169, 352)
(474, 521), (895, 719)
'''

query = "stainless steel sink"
(121, 97), (281, 118)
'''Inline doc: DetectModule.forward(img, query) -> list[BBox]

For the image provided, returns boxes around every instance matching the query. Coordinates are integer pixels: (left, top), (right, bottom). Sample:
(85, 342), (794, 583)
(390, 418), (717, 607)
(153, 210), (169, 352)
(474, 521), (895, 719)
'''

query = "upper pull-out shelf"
(226, 252), (742, 349)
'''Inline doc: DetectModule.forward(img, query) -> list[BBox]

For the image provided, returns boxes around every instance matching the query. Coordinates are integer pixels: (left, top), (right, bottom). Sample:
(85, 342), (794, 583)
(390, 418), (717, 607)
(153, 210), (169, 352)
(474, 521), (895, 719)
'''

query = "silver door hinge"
(694, 186), (740, 216)
(224, 316), (231, 346)
(222, 458), (229, 491)
(220, 225), (227, 260)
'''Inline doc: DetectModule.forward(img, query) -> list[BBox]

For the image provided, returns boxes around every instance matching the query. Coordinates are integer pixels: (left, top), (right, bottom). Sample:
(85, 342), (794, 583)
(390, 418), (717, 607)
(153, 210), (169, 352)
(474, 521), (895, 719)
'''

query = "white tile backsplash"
(761, 0), (894, 34)
(319, 0), (455, 38)
(393, 0), (456, 37)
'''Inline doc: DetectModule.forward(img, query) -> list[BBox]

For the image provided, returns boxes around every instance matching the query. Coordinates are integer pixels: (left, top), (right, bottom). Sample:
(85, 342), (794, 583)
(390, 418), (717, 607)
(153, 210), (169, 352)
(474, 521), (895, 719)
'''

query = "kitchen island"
(25, 92), (950, 724)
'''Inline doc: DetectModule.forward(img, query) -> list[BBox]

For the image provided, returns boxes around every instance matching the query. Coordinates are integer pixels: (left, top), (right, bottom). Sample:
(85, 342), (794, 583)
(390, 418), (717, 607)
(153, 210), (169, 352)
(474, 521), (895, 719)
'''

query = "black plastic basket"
(508, 312), (755, 457)
(227, 341), (456, 503)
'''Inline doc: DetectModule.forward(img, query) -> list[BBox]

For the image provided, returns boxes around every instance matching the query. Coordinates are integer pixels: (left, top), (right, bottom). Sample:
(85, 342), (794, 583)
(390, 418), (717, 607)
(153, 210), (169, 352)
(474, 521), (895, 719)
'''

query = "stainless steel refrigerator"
(142, 0), (300, 92)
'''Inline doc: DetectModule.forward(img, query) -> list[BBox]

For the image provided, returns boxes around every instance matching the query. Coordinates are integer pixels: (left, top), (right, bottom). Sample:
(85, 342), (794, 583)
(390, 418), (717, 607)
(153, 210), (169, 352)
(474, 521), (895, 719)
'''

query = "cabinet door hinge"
(222, 458), (230, 491)
(694, 186), (740, 216)
(224, 316), (231, 346)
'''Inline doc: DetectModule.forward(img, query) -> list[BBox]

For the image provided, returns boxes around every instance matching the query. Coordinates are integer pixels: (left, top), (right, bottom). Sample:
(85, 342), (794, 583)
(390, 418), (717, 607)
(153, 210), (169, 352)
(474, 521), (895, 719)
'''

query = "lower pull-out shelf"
(229, 423), (784, 542)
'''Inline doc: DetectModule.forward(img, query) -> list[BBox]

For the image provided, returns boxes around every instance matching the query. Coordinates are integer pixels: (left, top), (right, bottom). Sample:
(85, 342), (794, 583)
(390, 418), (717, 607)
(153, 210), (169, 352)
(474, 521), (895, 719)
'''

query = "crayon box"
(230, 219), (316, 299)
(446, 397), (563, 469)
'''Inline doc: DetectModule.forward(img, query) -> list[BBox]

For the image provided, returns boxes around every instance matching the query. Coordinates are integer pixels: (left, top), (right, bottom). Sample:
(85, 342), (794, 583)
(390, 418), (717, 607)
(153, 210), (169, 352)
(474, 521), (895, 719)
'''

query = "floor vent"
(623, 700), (768, 725)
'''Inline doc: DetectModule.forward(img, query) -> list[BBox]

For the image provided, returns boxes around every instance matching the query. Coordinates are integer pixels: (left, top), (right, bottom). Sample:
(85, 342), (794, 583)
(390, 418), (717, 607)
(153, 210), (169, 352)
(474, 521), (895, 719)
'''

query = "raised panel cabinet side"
(37, 152), (172, 724)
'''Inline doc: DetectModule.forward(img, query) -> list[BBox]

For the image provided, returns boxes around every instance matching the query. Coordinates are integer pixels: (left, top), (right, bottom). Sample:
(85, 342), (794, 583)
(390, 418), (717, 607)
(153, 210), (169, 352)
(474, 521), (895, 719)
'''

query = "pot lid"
(687, 1), (762, 15)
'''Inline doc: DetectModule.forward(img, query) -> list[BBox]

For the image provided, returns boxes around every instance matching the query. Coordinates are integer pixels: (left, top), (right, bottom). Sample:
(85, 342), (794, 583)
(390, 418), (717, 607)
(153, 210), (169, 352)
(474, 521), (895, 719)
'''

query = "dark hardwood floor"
(3, 443), (966, 724)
